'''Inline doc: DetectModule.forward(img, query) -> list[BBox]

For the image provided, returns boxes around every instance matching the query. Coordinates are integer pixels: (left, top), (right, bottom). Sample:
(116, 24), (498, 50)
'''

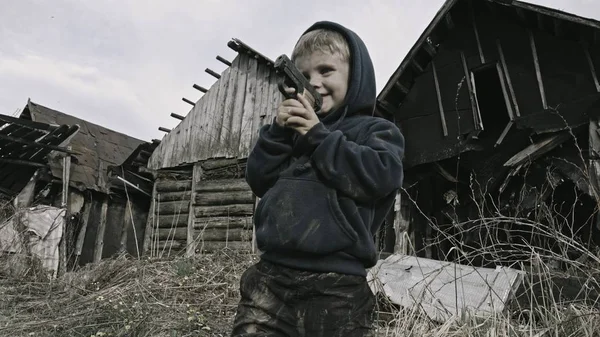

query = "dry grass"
(0, 249), (257, 337)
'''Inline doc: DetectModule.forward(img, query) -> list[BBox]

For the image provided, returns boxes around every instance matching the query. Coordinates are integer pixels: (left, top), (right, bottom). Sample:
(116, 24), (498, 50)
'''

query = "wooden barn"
(376, 0), (600, 266)
(1, 99), (155, 274)
(143, 39), (281, 257)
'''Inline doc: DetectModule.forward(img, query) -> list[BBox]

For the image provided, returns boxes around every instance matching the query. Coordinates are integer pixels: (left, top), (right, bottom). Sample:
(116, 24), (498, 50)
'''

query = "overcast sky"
(1, 0), (600, 142)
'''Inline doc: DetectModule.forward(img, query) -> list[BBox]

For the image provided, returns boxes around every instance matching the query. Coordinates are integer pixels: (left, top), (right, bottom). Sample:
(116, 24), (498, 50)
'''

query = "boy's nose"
(309, 77), (321, 89)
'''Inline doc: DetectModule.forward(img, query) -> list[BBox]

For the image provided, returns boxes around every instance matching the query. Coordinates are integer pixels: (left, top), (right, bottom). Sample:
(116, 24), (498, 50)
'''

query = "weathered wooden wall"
(143, 159), (254, 257)
(148, 53), (281, 170)
(397, 0), (600, 168)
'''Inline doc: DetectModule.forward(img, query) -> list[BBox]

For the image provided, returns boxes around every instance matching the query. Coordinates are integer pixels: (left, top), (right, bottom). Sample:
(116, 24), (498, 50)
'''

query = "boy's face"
(295, 50), (349, 115)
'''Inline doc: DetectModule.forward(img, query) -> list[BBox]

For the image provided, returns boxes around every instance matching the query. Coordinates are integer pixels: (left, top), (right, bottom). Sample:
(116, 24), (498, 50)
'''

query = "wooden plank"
(196, 190), (254, 205)
(503, 132), (571, 167)
(495, 63), (516, 121)
(250, 62), (268, 147)
(239, 57), (259, 155)
(119, 200), (133, 254)
(74, 197), (92, 256)
(496, 40), (521, 117)
(93, 197), (109, 263)
(431, 60), (448, 137)
(187, 163), (201, 257)
(208, 67), (231, 157)
(585, 47), (600, 92)
(194, 216), (253, 230)
(228, 54), (249, 157)
(269, 68), (282, 126)
(460, 52), (483, 131)
(588, 117), (600, 200)
(512, 1), (600, 30)
(198, 73), (220, 160)
(470, 0), (485, 64)
(528, 30), (548, 110)
(216, 56), (241, 158)
(195, 204), (254, 217)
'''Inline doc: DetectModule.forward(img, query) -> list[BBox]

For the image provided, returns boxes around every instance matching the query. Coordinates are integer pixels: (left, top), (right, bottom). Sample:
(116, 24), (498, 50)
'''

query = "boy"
(232, 21), (405, 336)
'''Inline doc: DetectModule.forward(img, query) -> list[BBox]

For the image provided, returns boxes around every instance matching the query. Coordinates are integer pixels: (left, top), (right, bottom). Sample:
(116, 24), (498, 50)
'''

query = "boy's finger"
(296, 93), (314, 112)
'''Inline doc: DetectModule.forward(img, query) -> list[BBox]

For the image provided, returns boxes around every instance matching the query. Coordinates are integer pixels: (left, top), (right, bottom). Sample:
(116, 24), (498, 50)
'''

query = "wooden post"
(142, 182), (158, 255)
(584, 48), (600, 92)
(529, 30), (548, 109)
(432, 60), (448, 137)
(496, 40), (521, 117)
(393, 191), (412, 256)
(588, 117), (600, 201)
(74, 197), (92, 258)
(93, 197), (109, 263)
(186, 163), (202, 257)
(470, 0), (485, 64)
(119, 200), (133, 255)
(58, 148), (71, 276)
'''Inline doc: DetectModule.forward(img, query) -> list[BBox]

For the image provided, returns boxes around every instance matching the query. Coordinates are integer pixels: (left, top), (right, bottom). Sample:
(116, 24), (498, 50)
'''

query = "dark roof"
(377, 0), (600, 115)
(20, 99), (146, 193)
(0, 113), (79, 197)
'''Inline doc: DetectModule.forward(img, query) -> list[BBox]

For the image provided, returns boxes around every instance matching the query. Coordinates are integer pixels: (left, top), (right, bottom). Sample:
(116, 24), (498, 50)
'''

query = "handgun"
(274, 54), (322, 112)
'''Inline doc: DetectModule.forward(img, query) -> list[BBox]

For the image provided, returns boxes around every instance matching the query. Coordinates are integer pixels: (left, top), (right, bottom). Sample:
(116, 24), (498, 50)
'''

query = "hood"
(298, 21), (377, 125)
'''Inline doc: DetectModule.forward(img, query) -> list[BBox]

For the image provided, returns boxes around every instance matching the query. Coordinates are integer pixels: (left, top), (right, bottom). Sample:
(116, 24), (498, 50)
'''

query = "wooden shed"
(143, 39), (281, 257)
(15, 100), (153, 268)
(376, 0), (600, 265)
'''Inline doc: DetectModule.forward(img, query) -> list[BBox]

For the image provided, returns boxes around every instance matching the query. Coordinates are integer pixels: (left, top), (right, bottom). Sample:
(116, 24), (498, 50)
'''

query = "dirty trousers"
(231, 260), (375, 337)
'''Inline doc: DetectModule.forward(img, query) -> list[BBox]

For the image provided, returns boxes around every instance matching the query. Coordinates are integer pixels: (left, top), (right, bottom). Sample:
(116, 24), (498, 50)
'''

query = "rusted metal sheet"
(148, 52), (280, 170)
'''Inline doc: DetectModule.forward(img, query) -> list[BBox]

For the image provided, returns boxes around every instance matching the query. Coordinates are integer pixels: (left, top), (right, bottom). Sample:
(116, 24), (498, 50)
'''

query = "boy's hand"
(276, 88), (320, 136)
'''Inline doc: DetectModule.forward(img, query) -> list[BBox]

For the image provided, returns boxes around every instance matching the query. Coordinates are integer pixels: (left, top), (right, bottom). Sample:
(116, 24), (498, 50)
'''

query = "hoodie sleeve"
(300, 118), (404, 202)
(245, 119), (295, 197)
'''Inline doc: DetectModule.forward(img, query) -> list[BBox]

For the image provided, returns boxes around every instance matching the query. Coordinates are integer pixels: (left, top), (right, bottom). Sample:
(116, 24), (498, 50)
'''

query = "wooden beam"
(445, 13), (455, 30)
(584, 48), (600, 92)
(411, 59), (424, 73)
(495, 63), (516, 121)
(93, 197), (109, 263)
(432, 60), (448, 137)
(170, 113), (185, 121)
(422, 41), (437, 57)
(205, 68), (221, 79)
(495, 121), (514, 147)
(553, 18), (564, 38)
(0, 133), (75, 154)
(216, 55), (232, 67)
(537, 13), (545, 31)
(528, 30), (548, 109)
(193, 84), (208, 93)
(394, 81), (410, 95)
(0, 157), (47, 167)
(376, 99), (399, 117)
(158, 127), (171, 133)
(142, 183), (158, 255)
(182, 97), (195, 106)
(496, 40), (521, 117)
(471, 0), (485, 64)
(515, 7), (527, 22)
(460, 52), (483, 131)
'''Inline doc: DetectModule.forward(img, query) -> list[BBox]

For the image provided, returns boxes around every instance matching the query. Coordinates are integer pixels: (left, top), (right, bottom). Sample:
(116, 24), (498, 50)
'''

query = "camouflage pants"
(231, 260), (375, 337)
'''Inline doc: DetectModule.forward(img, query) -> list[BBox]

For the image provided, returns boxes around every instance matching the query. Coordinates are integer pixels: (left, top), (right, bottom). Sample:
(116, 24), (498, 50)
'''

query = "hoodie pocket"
(254, 177), (358, 255)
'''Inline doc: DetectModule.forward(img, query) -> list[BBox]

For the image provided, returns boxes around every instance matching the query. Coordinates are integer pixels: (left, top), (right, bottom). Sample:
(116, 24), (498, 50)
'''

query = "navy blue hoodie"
(245, 21), (405, 276)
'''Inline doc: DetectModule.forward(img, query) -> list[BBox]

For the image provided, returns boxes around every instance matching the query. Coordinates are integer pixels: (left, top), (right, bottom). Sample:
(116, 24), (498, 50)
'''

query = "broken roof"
(377, 0), (600, 115)
(0, 113), (78, 197)
(20, 99), (146, 193)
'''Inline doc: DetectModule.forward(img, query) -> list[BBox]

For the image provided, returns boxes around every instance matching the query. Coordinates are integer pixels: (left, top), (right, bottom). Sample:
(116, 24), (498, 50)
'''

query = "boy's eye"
(320, 68), (333, 75)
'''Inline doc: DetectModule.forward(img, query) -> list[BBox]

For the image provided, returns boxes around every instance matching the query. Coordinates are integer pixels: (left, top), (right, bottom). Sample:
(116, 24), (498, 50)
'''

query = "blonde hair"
(291, 29), (350, 63)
